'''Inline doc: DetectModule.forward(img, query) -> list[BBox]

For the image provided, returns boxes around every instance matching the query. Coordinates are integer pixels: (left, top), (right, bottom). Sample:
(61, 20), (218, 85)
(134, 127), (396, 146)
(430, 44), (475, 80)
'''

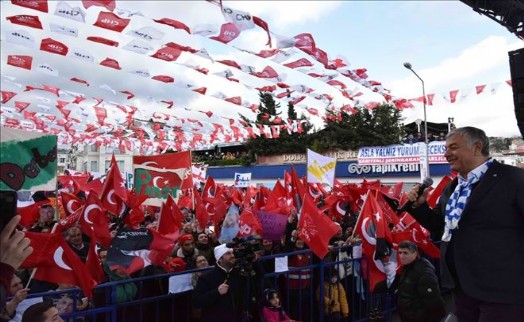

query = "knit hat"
(178, 234), (194, 245)
(214, 244), (233, 261)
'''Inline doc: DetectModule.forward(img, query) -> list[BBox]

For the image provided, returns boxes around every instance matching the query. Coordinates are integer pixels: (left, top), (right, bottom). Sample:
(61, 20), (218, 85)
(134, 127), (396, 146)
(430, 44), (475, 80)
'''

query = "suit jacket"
(410, 160), (524, 305)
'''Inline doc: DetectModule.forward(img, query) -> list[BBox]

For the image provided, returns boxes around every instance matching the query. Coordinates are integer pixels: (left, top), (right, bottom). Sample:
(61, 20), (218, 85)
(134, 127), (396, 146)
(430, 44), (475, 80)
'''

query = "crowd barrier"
(17, 246), (402, 322)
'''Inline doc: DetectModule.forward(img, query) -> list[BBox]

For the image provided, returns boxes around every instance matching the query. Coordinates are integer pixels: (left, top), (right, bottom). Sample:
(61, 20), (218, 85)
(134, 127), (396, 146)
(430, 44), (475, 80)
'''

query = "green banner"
(0, 127), (57, 191)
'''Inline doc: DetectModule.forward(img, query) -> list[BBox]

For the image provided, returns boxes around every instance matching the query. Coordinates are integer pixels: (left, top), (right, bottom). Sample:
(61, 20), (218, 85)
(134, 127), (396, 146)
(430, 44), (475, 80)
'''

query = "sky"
(1, 0), (522, 148)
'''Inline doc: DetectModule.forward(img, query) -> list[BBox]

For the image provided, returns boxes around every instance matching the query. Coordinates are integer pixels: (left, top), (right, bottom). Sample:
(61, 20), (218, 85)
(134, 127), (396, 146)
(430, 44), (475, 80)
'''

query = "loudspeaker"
(508, 48), (524, 138)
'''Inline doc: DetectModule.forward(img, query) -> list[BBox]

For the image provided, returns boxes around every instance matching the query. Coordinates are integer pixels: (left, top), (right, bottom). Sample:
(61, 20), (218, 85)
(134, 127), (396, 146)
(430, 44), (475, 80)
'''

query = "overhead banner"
(357, 141), (447, 165)
(133, 151), (191, 206)
(0, 127), (57, 191)
(234, 172), (251, 187)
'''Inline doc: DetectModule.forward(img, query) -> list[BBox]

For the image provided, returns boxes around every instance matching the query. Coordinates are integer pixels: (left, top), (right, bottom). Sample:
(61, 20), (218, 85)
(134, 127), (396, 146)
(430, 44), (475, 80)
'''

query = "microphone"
(397, 177), (433, 214)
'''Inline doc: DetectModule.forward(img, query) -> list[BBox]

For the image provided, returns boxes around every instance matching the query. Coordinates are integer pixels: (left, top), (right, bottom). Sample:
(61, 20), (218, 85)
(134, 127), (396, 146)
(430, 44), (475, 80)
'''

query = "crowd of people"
(1, 126), (523, 322)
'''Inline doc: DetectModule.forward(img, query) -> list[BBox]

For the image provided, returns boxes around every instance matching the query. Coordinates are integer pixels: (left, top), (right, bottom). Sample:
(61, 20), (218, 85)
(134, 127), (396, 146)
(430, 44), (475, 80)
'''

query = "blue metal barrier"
(17, 247), (398, 322)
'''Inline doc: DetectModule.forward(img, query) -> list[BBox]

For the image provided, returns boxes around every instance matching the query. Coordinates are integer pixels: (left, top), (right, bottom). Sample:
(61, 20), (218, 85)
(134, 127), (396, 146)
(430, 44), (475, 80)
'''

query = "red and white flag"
(298, 194), (339, 258)
(93, 11), (130, 32)
(7, 55), (32, 70)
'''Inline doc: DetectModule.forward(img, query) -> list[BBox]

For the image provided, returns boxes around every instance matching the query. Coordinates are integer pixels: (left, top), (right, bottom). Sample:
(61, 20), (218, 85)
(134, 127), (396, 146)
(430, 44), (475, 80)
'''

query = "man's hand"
(218, 279), (229, 295)
(405, 184), (431, 208)
(0, 215), (33, 269)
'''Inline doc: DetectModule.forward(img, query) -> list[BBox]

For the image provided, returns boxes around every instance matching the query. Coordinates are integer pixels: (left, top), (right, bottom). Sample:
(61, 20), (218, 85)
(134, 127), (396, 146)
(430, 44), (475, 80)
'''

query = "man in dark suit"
(406, 126), (524, 322)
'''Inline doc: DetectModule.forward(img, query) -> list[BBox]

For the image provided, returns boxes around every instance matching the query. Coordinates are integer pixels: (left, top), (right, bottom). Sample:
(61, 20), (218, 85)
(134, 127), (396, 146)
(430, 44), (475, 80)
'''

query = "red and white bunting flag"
(87, 36), (119, 47)
(153, 17), (191, 33)
(222, 6), (255, 31)
(14, 101), (31, 112)
(152, 75), (174, 83)
(127, 26), (165, 41)
(1, 91), (16, 104)
(100, 57), (122, 69)
(6, 15), (43, 29)
(7, 55), (32, 70)
(36, 63), (59, 76)
(122, 39), (153, 54)
(82, 0), (116, 11)
(151, 47), (182, 62)
(4, 29), (35, 48)
(449, 90), (459, 103)
(12, 0), (48, 12)
(49, 23), (78, 37)
(210, 22), (240, 44)
(69, 47), (95, 62)
(93, 11), (130, 32)
(55, 1), (86, 22)
(40, 38), (69, 56)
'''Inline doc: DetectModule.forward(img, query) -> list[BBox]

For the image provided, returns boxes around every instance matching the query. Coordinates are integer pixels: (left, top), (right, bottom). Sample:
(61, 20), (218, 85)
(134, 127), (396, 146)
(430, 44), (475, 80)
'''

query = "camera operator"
(193, 242), (263, 322)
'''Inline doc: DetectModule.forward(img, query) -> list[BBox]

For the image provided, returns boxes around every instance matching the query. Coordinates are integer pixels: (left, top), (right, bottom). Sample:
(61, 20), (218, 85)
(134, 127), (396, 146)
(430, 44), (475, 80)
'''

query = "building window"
(59, 158), (66, 163)
(91, 161), (98, 172)
(90, 145), (98, 152)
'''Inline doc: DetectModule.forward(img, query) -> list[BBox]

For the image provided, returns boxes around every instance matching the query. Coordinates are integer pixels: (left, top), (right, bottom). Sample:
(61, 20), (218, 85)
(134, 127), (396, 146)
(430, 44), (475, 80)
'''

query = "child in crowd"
(316, 270), (349, 322)
(261, 288), (296, 322)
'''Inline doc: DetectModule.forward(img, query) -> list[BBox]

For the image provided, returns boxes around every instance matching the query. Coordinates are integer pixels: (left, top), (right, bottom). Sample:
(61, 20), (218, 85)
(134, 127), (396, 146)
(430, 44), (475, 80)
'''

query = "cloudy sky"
(1, 0), (522, 147)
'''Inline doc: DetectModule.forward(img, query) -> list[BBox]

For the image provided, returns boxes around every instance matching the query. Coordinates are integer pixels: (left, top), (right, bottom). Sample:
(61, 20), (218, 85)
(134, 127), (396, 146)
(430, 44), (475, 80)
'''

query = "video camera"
(226, 236), (262, 275)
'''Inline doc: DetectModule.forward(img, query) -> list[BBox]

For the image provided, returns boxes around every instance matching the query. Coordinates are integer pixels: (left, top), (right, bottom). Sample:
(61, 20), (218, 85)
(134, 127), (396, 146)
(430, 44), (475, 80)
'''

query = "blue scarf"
(443, 159), (493, 242)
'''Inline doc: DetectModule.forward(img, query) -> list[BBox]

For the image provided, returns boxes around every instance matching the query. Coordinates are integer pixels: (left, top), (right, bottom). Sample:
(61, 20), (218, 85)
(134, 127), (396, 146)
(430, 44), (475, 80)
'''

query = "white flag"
(69, 48), (94, 62)
(122, 39), (153, 54)
(234, 172), (251, 188)
(272, 48), (298, 63)
(222, 6), (255, 31)
(127, 26), (164, 41)
(192, 24), (218, 36)
(4, 29), (35, 48)
(194, 48), (214, 62)
(54, 1), (86, 22)
(35, 63), (59, 77)
(129, 69), (150, 78)
(306, 149), (336, 186)
(49, 23), (78, 37)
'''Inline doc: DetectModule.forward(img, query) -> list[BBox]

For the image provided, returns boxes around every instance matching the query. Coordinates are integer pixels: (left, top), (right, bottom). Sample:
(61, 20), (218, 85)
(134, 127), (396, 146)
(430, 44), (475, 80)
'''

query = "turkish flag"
(11, 0), (49, 12)
(87, 36), (119, 47)
(6, 15), (43, 29)
(100, 157), (127, 214)
(79, 191), (111, 249)
(298, 195), (339, 258)
(40, 38), (68, 56)
(210, 22), (240, 44)
(60, 192), (84, 216)
(93, 11), (129, 32)
(427, 175), (452, 209)
(100, 57), (121, 69)
(22, 232), (97, 298)
(238, 208), (263, 237)
(151, 47), (182, 62)
(355, 192), (399, 292)
(157, 194), (182, 240)
(85, 229), (105, 283)
(82, 0), (115, 11)
(153, 18), (191, 33)
(7, 55), (33, 70)
(1, 91), (17, 104)
(194, 187), (209, 230)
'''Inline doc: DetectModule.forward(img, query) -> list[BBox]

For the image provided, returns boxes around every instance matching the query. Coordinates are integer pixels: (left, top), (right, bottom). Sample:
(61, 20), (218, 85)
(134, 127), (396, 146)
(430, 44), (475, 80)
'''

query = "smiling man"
(406, 126), (524, 322)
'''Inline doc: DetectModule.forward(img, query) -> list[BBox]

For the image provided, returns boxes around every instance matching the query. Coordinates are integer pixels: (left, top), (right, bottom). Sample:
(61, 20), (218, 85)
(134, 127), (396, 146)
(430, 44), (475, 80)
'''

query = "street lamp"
(404, 62), (430, 178)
